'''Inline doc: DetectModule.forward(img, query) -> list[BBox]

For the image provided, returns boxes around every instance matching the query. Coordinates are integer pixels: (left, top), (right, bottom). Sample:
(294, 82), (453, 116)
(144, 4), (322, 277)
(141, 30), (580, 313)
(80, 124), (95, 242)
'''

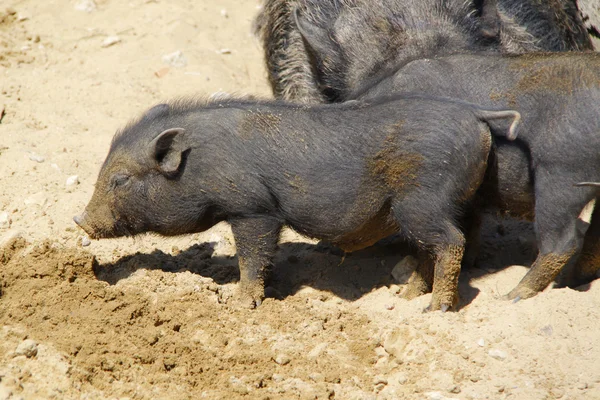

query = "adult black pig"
(74, 96), (520, 311)
(349, 51), (600, 302)
(253, 0), (593, 102)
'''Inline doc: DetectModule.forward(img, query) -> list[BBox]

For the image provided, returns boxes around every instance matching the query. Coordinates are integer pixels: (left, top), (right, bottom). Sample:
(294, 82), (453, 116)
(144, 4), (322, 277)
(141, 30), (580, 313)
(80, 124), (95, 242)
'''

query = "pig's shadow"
(94, 214), (539, 308)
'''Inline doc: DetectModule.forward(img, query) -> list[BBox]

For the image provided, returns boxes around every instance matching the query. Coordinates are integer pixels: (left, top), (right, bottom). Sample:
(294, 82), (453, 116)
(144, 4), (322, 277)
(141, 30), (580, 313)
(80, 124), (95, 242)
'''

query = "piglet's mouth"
(73, 211), (133, 239)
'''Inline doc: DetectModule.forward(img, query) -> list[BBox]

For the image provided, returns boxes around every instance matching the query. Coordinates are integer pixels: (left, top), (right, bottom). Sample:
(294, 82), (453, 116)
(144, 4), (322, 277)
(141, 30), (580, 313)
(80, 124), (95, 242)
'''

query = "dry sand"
(1, 1), (599, 399)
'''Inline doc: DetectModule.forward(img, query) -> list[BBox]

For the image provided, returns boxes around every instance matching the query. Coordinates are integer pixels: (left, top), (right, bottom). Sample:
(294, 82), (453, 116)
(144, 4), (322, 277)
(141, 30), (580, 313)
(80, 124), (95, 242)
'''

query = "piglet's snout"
(73, 212), (86, 227)
(73, 212), (94, 237)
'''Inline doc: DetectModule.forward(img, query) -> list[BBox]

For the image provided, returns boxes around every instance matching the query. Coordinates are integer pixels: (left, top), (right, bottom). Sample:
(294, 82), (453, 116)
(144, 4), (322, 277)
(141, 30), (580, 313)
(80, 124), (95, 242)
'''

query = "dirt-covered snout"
(74, 126), (196, 239)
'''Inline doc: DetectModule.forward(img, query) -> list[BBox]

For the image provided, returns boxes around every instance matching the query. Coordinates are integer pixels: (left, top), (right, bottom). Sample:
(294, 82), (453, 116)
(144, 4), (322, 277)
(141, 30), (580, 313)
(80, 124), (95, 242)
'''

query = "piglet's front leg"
(230, 216), (282, 308)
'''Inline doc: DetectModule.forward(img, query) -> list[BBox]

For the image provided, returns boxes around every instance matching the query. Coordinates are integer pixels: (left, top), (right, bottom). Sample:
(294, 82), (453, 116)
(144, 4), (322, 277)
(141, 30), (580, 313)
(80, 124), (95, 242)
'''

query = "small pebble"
(24, 193), (48, 207)
(449, 385), (461, 394)
(66, 175), (79, 186)
(101, 36), (121, 48)
(218, 48), (232, 55)
(0, 212), (10, 228)
(81, 236), (91, 247)
(477, 338), (485, 347)
(425, 392), (455, 400)
(206, 282), (219, 292)
(385, 304), (395, 310)
(488, 349), (507, 360)
(75, 0), (97, 12)
(154, 67), (170, 78)
(391, 255), (418, 284)
(15, 339), (38, 358)
(162, 50), (187, 67)
(274, 354), (291, 365)
(229, 377), (249, 395)
(373, 376), (388, 386)
(29, 153), (45, 163)
(220, 8), (228, 18)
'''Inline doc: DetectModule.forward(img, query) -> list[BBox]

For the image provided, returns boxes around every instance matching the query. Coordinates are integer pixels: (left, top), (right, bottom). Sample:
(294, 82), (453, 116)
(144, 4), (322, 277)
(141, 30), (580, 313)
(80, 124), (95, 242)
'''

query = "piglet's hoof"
(235, 283), (266, 309)
(234, 292), (263, 309)
(400, 278), (431, 300)
(401, 284), (428, 300)
(424, 302), (453, 313)
(424, 293), (458, 313)
(503, 287), (535, 302)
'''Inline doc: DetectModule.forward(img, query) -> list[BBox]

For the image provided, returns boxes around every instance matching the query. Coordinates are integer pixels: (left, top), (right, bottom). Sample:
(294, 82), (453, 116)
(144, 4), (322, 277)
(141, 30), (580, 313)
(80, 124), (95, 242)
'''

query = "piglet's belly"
(329, 209), (398, 253)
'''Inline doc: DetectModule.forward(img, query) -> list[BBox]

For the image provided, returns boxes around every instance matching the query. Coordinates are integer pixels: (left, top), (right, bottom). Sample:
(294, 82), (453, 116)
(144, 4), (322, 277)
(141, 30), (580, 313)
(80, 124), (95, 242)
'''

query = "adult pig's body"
(354, 52), (600, 300)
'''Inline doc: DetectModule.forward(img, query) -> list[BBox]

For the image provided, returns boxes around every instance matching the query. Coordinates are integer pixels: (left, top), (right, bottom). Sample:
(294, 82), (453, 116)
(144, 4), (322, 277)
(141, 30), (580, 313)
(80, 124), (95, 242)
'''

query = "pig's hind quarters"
(391, 171), (476, 311)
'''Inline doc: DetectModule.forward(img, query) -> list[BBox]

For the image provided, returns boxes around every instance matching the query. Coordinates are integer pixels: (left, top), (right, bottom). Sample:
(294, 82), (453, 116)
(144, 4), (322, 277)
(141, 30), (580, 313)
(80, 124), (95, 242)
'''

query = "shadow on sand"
(94, 214), (539, 310)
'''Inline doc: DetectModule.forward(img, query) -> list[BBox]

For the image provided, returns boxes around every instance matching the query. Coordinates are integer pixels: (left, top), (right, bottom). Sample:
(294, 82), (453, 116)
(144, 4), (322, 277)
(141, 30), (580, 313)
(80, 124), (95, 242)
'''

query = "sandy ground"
(1, 1), (600, 399)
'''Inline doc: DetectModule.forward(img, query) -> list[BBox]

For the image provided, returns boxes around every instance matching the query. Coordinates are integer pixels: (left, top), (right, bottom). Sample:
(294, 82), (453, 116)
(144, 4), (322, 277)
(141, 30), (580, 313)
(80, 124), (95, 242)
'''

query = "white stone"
(24, 192), (47, 207)
(274, 354), (291, 365)
(488, 348), (507, 360)
(15, 339), (38, 358)
(81, 236), (91, 247)
(307, 343), (328, 359)
(477, 338), (485, 347)
(75, 0), (96, 12)
(0, 212), (10, 229)
(162, 50), (187, 67)
(391, 255), (418, 284)
(101, 36), (121, 48)
(28, 153), (45, 163)
(66, 175), (79, 186)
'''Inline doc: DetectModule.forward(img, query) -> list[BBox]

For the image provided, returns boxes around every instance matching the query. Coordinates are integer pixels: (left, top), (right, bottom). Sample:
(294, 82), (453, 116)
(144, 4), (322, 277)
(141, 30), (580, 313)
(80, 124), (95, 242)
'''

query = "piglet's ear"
(148, 128), (188, 175)
(293, 7), (337, 62)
